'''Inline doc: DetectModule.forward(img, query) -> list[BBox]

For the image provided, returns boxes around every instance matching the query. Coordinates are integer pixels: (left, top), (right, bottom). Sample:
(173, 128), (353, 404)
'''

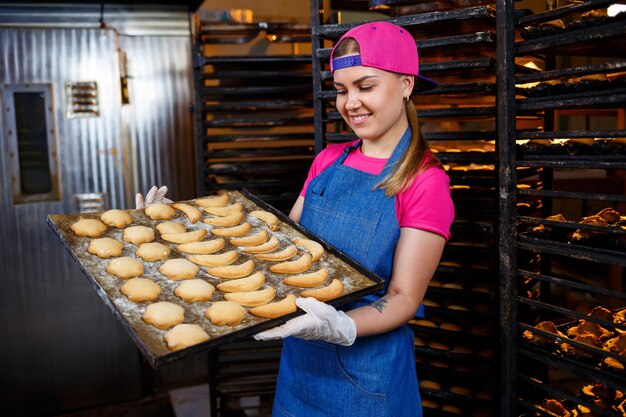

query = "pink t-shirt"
(300, 140), (454, 240)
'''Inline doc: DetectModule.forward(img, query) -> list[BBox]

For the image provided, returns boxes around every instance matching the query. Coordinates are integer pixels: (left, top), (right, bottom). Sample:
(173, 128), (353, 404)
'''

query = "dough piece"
(195, 194), (229, 208)
(293, 238), (325, 262)
(171, 203), (202, 224)
(241, 236), (280, 254)
(205, 301), (247, 326)
(203, 203), (243, 216)
(164, 324), (209, 351)
(123, 225), (155, 244)
(284, 268), (329, 288)
(160, 229), (207, 244)
(270, 254), (312, 274)
(143, 301), (185, 329)
(100, 209), (132, 228)
(249, 294), (297, 319)
(203, 212), (245, 227)
(210, 222), (252, 237)
(254, 245), (297, 261)
(88, 237), (123, 259)
(159, 259), (200, 280)
(177, 239), (225, 254)
(224, 287), (276, 307)
(144, 203), (176, 220)
(188, 250), (238, 267)
(136, 242), (171, 261)
(216, 271), (265, 293)
(106, 257), (144, 279)
(300, 279), (344, 301)
(120, 278), (162, 302)
(156, 221), (186, 235)
(230, 230), (269, 246)
(207, 259), (255, 279)
(174, 279), (215, 302)
(249, 210), (279, 231)
(71, 219), (107, 237)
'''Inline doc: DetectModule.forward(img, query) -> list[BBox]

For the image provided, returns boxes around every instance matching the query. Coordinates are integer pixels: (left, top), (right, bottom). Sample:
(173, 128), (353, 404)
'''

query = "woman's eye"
(360, 86), (373, 92)
(336, 90), (347, 95)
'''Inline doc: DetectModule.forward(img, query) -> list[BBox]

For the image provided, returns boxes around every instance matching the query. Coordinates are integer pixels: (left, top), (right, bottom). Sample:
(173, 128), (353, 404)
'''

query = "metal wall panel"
(0, 28), (142, 416)
(120, 34), (196, 202)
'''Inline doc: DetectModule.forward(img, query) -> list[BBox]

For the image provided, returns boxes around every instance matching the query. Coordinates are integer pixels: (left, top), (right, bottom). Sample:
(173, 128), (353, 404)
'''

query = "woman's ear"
(401, 75), (415, 100)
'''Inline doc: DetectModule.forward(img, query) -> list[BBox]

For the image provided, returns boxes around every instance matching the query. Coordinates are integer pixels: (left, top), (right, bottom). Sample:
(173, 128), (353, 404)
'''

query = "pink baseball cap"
(330, 21), (437, 92)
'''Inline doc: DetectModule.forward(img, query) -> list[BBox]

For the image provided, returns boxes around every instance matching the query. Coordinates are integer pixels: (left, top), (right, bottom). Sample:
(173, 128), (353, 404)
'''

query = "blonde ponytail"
(375, 99), (440, 197)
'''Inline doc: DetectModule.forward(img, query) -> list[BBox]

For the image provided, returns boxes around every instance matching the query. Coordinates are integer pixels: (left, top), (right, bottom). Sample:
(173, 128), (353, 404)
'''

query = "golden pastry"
(207, 259), (255, 279)
(100, 209), (132, 228)
(174, 279), (215, 302)
(241, 236), (280, 254)
(106, 257), (144, 279)
(123, 225), (155, 244)
(203, 203), (243, 216)
(293, 238), (324, 262)
(120, 278), (162, 302)
(216, 271), (265, 293)
(88, 238), (123, 258)
(144, 203), (176, 220)
(249, 294), (297, 319)
(195, 194), (229, 207)
(205, 301), (247, 326)
(283, 268), (328, 288)
(210, 222), (252, 237)
(300, 279), (344, 301)
(230, 230), (269, 246)
(171, 203), (202, 224)
(160, 229), (207, 244)
(136, 242), (170, 261)
(187, 250), (239, 267)
(71, 219), (107, 237)
(156, 221), (186, 234)
(203, 212), (245, 227)
(176, 239), (225, 254)
(249, 210), (279, 230)
(159, 259), (199, 280)
(254, 245), (298, 261)
(270, 254), (312, 274)
(143, 301), (184, 329)
(224, 287), (276, 307)
(164, 324), (209, 351)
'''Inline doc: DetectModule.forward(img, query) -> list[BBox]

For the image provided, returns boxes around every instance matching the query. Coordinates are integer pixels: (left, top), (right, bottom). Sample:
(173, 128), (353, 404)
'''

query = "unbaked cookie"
(205, 301), (247, 326)
(143, 302), (185, 329)
(145, 203), (176, 220)
(71, 219), (107, 237)
(106, 257), (144, 279)
(123, 225), (155, 245)
(164, 324), (209, 351)
(156, 221), (186, 235)
(100, 209), (133, 228)
(159, 259), (199, 280)
(136, 242), (170, 261)
(174, 279), (215, 302)
(88, 237), (123, 258)
(120, 278), (162, 302)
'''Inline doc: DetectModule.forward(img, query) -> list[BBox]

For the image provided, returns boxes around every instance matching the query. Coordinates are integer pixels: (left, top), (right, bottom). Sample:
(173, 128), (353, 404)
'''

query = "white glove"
(135, 185), (173, 209)
(253, 297), (356, 346)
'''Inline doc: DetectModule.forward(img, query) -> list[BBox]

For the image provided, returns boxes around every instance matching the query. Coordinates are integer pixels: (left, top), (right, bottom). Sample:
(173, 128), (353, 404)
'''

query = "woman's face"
(333, 64), (413, 144)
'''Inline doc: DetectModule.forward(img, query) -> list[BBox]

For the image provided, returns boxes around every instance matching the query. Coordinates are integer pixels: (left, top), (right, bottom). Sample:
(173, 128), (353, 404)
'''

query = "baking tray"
(47, 189), (384, 367)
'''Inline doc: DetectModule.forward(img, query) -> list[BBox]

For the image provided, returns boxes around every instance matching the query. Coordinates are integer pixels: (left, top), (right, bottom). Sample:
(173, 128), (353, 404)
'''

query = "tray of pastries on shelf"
(521, 208), (626, 250)
(524, 387), (626, 417)
(517, 138), (626, 156)
(521, 7), (626, 40)
(522, 305), (626, 370)
(47, 190), (383, 366)
(517, 71), (626, 98)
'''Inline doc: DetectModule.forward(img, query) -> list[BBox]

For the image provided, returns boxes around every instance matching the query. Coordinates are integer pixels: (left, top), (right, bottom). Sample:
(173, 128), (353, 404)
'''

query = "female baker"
(253, 21), (454, 417)
(137, 21), (454, 417)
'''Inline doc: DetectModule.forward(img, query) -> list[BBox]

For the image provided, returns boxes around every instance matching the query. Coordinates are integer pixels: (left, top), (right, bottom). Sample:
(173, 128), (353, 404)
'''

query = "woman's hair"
(333, 37), (439, 197)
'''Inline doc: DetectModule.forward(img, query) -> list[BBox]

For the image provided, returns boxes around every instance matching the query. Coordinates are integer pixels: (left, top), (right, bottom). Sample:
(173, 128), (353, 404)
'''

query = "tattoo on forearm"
(370, 299), (388, 313)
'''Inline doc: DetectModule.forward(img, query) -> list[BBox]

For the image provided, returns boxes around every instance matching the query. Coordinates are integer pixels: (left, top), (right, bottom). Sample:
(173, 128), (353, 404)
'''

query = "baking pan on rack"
(47, 189), (384, 367)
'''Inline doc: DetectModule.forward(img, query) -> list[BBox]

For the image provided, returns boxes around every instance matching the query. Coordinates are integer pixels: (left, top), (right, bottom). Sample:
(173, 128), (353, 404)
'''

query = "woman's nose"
(345, 92), (361, 110)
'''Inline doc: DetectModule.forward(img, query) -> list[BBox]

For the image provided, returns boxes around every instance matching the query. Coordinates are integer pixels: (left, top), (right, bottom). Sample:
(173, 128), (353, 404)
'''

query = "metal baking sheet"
(47, 189), (383, 367)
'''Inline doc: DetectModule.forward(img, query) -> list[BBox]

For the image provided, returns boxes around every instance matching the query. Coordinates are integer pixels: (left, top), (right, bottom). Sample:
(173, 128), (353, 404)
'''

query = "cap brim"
(415, 74), (438, 93)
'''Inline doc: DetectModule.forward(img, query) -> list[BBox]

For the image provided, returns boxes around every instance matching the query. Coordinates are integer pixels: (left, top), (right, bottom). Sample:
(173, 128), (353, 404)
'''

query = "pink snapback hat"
(330, 21), (437, 92)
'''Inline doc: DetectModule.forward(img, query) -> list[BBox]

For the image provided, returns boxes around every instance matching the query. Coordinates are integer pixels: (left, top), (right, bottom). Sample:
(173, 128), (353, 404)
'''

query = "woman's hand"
(135, 185), (173, 209)
(254, 297), (356, 346)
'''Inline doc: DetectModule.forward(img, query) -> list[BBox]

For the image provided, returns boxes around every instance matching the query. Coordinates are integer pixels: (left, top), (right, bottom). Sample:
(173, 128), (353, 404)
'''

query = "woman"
(254, 21), (454, 417)
(138, 21), (453, 417)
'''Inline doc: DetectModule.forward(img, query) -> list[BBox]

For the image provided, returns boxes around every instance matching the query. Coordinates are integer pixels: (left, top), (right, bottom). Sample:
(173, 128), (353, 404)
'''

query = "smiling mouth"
(350, 114), (370, 122)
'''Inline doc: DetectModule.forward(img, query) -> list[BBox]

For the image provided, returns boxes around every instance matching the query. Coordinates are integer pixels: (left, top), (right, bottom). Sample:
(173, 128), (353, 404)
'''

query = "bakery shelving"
(503, 0), (626, 415)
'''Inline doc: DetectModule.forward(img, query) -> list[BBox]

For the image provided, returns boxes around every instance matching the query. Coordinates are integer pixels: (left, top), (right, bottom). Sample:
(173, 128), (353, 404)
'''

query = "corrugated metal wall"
(0, 20), (198, 417)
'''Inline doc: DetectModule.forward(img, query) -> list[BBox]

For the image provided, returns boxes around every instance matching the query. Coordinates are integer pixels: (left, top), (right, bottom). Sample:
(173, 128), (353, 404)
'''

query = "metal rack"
(193, 23), (315, 213)
(501, 0), (626, 415)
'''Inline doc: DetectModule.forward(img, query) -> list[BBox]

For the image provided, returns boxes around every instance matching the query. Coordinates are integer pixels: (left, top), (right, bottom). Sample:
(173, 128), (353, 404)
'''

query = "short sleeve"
(397, 167), (454, 240)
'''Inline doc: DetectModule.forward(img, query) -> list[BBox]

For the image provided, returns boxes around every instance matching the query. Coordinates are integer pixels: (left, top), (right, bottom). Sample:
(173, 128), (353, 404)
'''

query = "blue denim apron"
(273, 128), (423, 417)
